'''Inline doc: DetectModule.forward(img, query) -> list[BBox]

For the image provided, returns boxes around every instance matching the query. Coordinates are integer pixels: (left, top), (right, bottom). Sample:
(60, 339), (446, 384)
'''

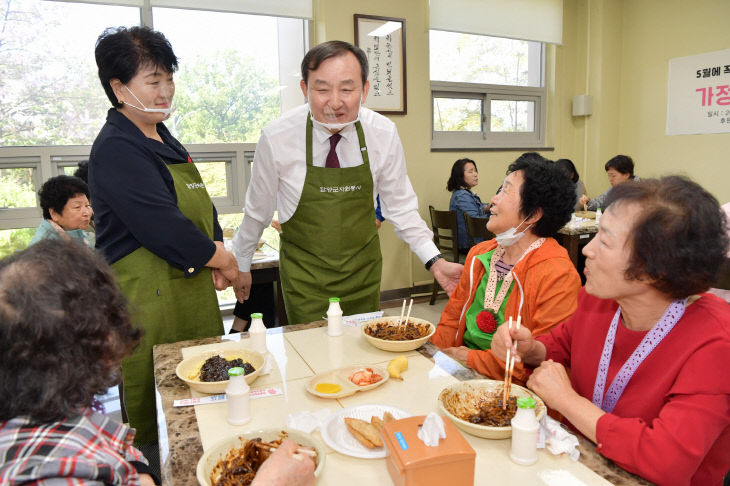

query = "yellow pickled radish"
(315, 382), (342, 394)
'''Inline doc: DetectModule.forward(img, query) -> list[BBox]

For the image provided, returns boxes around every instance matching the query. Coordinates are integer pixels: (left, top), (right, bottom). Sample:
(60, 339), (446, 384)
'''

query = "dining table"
(556, 213), (599, 273)
(152, 317), (651, 486)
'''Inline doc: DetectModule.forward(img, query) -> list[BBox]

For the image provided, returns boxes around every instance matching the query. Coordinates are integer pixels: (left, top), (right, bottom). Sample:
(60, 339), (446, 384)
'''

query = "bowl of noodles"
(197, 429), (325, 486)
(361, 316), (435, 352)
(438, 379), (546, 439)
(176, 348), (265, 394)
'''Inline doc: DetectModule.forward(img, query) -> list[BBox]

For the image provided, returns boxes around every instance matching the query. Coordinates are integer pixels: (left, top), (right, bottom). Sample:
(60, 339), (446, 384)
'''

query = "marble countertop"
(152, 322), (651, 486)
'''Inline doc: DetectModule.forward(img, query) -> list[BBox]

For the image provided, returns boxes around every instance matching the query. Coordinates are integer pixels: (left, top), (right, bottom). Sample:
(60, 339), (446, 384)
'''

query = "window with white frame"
(0, 0), (307, 257)
(430, 30), (546, 150)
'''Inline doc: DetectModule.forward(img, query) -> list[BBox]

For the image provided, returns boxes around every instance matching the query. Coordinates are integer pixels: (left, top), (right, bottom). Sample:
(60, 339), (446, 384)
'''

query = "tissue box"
(382, 415), (475, 486)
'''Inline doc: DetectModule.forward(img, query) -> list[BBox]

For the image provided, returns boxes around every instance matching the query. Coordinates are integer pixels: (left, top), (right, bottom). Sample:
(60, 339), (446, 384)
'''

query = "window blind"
(429, 0), (562, 44)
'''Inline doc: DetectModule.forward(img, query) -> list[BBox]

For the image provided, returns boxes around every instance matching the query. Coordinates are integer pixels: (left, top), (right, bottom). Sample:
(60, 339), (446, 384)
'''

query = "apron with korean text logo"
(279, 115), (381, 324)
(112, 159), (222, 446)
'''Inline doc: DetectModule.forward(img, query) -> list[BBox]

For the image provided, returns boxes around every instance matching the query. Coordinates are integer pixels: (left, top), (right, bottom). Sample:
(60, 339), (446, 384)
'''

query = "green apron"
(279, 116), (381, 324)
(112, 161), (222, 446)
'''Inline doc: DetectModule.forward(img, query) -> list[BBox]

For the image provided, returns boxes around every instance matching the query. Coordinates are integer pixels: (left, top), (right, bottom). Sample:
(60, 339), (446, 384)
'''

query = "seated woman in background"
(432, 153), (581, 385)
(555, 158), (586, 211)
(579, 154), (637, 211)
(29, 175), (93, 246)
(493, 176), (730, 485)
(0, 241), (315, 486)
(447, 158), (489, 253)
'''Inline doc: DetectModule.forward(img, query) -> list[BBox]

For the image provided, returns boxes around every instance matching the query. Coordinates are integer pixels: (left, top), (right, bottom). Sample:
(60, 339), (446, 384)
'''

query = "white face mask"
(308, 93), (362, 132)
(495, 216), (532, 247)
(122, 85), (176, 119)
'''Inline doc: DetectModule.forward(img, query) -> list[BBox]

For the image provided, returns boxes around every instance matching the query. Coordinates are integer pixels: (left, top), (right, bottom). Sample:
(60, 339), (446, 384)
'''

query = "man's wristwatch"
(425, 253), (444, 271)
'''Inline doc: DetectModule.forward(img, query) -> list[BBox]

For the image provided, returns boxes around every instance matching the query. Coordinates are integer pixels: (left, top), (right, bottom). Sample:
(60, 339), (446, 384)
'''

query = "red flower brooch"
(476, 310), (497, 334)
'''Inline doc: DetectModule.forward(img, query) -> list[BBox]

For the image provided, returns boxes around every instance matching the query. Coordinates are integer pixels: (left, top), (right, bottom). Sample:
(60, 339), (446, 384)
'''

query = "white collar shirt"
(233, 104), (438, 271)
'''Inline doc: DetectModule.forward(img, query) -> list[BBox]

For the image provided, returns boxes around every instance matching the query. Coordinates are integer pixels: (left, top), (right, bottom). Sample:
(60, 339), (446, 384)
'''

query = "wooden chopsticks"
(398, 298), (413, 327)
(253, 440), (317, 457)
(502, 315), (522, 409)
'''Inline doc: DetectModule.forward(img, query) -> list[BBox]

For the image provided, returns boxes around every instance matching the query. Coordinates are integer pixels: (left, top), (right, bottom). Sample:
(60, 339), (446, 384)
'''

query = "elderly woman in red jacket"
(493, 176), (730, 485)
(431, 153), (581, 385)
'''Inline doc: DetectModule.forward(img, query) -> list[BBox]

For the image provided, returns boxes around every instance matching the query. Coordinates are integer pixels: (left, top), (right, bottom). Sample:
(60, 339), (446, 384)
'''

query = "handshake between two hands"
(211, 241), (251, 301)
(212, 268), (251, 302)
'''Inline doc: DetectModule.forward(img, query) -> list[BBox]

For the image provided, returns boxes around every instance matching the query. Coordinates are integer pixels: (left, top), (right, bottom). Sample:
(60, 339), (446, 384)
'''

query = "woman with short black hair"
(432, 153), (581, 383)
(29, 175), (92, 246)
(89, 26), (239, 447)
(493, 176), (730, 485)
(447, 158), (489, 252)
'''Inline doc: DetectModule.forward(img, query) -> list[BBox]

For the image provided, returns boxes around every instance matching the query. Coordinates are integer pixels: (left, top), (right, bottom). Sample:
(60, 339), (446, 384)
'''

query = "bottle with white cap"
(226, 367), (251, 425)
(249, 312), (267, 354)
(595, 207), (602, 224)
(327, 297), (343, 336)
(510, 396), (539, 466)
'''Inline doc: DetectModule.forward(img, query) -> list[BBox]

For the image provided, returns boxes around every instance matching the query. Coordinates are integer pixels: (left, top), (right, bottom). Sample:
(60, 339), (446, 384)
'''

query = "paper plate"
(176, 348), (265, 394)
(361, 316), (436, 352)
(196, 428), (325, 486)
(320, 404), (412, 459)
(438, 379), (546, 439)
(305, 364), (389, 399)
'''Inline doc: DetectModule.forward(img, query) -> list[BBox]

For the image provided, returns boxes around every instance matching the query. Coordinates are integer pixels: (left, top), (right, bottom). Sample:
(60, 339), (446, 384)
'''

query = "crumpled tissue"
(259, 354), (274, 376)
(285, 409), (332, 434)
(417, 412), (447, 447)
(539, 415), (580, 461)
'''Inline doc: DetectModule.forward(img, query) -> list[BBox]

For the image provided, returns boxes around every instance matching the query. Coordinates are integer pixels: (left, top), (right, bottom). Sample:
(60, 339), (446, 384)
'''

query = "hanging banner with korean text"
(355, 15), (407, 114)
(666, 48), (730, 135)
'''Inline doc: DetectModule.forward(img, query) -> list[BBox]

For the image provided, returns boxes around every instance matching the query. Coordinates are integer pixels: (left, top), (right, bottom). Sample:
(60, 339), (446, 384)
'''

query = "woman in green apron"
(89, 26), (239, 447)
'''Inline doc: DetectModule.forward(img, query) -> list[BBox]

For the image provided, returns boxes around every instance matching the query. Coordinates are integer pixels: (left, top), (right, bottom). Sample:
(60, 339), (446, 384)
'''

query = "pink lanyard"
(592, 299), (686, 413)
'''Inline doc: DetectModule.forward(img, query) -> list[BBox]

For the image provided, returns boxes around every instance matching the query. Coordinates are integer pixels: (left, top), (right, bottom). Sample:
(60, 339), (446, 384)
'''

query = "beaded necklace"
(592, 298), (687, 413)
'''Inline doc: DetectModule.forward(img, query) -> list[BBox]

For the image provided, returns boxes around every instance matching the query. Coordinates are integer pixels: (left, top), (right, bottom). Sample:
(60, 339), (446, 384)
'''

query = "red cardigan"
(538, 289), (730, 486)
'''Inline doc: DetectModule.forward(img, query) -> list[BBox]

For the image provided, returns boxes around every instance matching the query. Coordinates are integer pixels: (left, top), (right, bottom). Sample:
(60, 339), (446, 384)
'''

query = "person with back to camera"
(231, 40), (462, 325)
(29, 175), (93, 246)
(447, 158), (490, 253)
(89, 26), (239, 449)
(579, 155), (638, 211)
(555, 158), (587, 212)
(0, 240), (316, 486)
(493, 176), (730, 485)
(431, 153), (581, 385)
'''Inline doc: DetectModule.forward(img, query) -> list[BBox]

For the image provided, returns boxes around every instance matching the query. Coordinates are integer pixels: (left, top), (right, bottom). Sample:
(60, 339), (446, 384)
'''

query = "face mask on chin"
(122, 85), (176, 120)
(495, 215), (532, 247)
(308, 93), (362, 132)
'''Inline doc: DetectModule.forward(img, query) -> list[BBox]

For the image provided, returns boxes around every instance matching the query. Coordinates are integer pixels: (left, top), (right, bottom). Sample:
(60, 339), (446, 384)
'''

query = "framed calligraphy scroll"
(354, 14), (407, 115)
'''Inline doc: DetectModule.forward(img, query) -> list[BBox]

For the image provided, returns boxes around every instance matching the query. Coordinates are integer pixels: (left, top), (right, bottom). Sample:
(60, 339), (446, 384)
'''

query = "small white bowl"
(361, 316), (436, 352)
(197, 428), (325, 486)
(175, 348), (265, 394)
(438, 379), (546, 439)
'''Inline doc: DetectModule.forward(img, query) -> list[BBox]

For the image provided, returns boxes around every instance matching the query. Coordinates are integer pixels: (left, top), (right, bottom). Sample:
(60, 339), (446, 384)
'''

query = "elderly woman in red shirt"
(493, 176), (730, 486)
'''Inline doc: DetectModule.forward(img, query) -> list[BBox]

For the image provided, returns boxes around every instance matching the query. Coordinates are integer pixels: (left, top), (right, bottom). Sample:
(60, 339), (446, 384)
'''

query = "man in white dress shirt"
(232, 40), (462, 324)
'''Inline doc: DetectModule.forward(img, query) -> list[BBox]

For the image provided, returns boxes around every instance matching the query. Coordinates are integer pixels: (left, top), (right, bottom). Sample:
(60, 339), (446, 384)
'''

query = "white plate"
(320, 404), (412, 459)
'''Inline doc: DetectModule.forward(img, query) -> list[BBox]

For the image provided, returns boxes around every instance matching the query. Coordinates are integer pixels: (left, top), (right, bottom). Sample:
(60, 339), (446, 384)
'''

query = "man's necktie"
(326, 133), (342, 168)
